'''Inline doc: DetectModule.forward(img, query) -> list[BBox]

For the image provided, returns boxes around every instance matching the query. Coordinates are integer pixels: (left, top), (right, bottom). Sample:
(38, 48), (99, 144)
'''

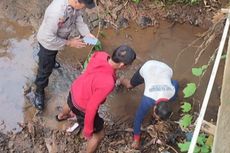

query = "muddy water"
(96, 22), (224, 123)
(0, 19), (224, 132)
(0, 18), (36, 132)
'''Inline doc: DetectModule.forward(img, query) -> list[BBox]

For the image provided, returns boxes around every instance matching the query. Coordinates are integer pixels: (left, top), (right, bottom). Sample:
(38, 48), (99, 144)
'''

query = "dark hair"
(155, 102), (172, 120)
(111, 45), (136, 65)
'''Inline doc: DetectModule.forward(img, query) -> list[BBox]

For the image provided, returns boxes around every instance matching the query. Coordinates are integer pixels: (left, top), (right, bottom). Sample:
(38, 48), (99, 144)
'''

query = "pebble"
(137, 16), (153, 28)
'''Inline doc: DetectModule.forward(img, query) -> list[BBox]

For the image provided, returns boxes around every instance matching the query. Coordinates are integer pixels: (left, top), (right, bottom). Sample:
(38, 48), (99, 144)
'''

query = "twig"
(142, 139), (156, 150)
(173, 33), (206, 70)
(173, 15), (225, 71)
(165, 144), (178, 153)
(196, 48), (218, 88)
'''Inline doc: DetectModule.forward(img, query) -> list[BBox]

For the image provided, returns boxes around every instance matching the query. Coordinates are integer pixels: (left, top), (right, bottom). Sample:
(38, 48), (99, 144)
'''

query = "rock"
(137, 16), (153, 28)
(91, 20), (100, 28)
(89, 13), (98, 22)
(117, 17), (129, 29)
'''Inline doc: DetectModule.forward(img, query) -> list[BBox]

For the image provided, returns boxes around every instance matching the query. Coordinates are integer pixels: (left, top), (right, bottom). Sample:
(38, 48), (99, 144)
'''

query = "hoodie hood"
(84, 51), (115, 77)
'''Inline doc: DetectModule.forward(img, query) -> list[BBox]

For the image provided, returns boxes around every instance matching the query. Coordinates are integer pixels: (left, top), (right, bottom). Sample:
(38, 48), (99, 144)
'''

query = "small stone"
(89, 13), (98, 22)
(117, 17), (129, 29)
(91, 20), (100, 28)
(137, 16), (153, 28)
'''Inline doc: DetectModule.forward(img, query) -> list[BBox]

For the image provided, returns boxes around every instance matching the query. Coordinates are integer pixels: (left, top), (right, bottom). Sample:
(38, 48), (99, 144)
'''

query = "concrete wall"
(212, 28), (230, 153)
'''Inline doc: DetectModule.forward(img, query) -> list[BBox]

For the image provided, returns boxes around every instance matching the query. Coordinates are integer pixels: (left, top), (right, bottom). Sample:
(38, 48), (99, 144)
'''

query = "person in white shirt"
(120, 60), (179, 149)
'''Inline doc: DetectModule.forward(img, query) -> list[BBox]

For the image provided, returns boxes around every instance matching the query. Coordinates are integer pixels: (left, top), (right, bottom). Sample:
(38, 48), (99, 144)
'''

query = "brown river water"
(0, 17), (224, 133)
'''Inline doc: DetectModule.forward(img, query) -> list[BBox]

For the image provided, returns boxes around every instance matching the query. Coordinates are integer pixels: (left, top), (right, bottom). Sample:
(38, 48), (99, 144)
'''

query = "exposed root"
(173, 11), (226, 73)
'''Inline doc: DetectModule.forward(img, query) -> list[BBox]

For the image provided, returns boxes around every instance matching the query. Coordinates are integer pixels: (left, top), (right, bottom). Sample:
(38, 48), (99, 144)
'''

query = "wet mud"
(0, 13), (226, 153)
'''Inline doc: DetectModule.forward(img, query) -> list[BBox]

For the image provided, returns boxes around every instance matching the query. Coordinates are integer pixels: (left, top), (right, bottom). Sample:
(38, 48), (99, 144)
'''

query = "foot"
(34, 92), (45, 110)
(56, 113), (72, 122)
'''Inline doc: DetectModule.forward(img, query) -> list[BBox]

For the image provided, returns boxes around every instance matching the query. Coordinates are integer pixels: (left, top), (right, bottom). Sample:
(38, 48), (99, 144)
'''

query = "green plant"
(178, 134), (211, 153)
(132, 0), (140, 4)
(178, 141), (200, 153)
(181, 102), (192, 113)
(192, 65), (208, 77)
(183, 83), (197, 98)
(83, 41), (102, 69)
(177, 61), (213, 152)
(179, 114), (193, 128)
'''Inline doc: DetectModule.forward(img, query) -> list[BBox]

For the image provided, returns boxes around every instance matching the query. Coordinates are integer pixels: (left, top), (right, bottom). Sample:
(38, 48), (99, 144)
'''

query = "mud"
(0, 0), (229, 152)
(0, 19), (226, 152)
(0, 0), (228, 30)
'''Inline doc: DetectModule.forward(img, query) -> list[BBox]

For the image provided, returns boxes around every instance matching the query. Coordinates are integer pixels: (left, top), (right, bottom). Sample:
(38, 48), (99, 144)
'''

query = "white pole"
(188, 16), (230, 153)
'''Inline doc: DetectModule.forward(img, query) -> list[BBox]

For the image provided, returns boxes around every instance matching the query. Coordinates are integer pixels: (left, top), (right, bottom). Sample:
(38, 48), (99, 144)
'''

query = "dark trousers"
(35, 43), (58, 94)
(67, 93), (104, 133)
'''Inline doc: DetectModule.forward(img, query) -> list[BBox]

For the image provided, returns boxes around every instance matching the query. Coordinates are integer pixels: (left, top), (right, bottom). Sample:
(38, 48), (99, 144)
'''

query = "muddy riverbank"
(0, 0), (229, 152)
(0, 18), (226, 152)
(0, 0), (228, 30)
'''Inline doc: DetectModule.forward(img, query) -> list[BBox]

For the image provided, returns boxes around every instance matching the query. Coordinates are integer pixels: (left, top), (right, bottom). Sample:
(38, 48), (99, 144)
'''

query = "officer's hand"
(67, 37), (86, 48)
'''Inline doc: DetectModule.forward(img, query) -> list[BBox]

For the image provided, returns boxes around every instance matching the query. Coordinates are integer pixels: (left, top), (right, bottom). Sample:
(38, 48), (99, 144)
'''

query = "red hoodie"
(71, 51), (116, 138)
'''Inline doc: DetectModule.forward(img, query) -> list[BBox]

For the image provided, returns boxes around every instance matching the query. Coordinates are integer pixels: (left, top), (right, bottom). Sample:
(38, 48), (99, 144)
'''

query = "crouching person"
(56, 45), (136, 153)
(120, 60), (179, 149)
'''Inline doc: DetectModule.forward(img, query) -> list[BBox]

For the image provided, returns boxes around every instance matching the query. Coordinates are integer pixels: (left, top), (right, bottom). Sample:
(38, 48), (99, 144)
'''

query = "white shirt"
(139, 60), (175, 101)
(37, 0), (90, 51)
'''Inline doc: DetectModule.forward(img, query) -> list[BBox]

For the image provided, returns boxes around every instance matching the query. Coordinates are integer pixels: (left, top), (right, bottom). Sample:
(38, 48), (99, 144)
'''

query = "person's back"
(71, 52), (116, 111)
(56, 45), (136, 153)
(120, 59), (179, 149)
(140, 60), (175, 102)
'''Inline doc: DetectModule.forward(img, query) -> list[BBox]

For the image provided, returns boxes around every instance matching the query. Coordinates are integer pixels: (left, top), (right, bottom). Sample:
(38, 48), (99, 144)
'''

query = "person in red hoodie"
(56, 45), (136, 153)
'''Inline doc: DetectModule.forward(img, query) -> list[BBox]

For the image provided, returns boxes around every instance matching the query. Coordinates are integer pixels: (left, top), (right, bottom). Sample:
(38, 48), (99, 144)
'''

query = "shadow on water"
(0, 19), (224, 132)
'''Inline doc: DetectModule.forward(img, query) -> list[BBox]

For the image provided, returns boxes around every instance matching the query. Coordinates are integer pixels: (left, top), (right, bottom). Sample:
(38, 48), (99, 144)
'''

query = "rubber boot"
(34, 92), (45, 110)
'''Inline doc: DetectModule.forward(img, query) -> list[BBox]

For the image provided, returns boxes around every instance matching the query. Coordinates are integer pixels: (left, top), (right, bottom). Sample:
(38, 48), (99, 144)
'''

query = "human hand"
(119, 77), (133, 89)
(115, 75), (124, 87)
(131, 139), (140, 149)
(67, 36), (86, 48)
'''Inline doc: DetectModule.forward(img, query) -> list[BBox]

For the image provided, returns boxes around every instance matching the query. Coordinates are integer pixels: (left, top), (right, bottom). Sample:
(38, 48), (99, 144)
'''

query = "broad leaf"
(178, 142), (191, 152)
(197, 133), (207, 145)
(201, 144), (210, 153)
(194, 146), (201, 153)
(192, 67), (203, 76)
(181, 102), (192, 113)
(183, 83), (197, 98)
(179, 114), (193, 128)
